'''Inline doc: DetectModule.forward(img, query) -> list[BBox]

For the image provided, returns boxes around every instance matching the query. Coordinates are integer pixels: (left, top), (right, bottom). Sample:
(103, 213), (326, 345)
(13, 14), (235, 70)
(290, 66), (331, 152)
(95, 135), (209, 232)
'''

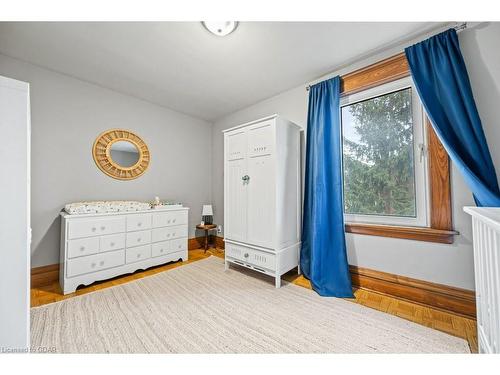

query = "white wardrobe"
(0, 75), (30, 350)
(223, 114), (301, 287)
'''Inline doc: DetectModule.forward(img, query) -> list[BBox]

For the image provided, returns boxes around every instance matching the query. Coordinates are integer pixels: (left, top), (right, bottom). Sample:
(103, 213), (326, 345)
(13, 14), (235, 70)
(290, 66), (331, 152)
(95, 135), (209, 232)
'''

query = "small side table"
(196, 224), (217, 253)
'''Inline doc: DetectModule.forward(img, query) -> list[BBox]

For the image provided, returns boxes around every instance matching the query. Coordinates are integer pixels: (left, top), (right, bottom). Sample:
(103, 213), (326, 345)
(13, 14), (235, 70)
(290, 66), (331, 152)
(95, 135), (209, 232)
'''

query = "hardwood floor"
(31, 248), (478, 353)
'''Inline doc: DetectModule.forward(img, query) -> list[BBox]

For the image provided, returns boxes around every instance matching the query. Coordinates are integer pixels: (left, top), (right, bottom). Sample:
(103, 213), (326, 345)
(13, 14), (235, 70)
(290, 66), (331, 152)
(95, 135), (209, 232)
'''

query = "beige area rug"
(31, 256), (470, 353)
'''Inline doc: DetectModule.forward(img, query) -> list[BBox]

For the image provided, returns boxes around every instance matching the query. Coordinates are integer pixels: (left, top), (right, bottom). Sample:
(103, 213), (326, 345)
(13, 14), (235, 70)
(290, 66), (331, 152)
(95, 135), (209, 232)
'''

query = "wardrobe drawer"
(68, 217), (125, 239)
(170, 238), (187, 253)
(126, 230), (151, 248)
(126, 244), (151, 264)
(126, 213), (152, 232)
(66, 250), (125, 277)
(226, 243), (246, 261)
(151, 241), (171, 257)
(152, 210), (188, 228)
(100, 233), (125, 253)
(152, 225), (187, 242)
(226, 243), (276, 271)
(67, 237), (99, 259)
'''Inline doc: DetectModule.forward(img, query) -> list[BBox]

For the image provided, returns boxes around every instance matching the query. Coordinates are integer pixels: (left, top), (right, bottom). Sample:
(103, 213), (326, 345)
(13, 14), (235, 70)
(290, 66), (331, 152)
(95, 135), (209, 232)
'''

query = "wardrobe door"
(224, 130), (248, 242)
(0, 76), (30, 350)
(246, 122), (275, 249)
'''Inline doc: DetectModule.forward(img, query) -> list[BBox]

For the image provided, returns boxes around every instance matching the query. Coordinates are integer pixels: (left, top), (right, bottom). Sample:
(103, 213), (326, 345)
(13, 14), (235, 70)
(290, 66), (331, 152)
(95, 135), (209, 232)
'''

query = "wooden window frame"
(341, 53), (458, 244)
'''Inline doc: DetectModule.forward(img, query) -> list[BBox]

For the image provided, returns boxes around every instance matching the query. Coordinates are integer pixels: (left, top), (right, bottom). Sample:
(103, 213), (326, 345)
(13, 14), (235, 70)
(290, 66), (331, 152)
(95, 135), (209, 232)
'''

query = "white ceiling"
(0, 22), (443, 121)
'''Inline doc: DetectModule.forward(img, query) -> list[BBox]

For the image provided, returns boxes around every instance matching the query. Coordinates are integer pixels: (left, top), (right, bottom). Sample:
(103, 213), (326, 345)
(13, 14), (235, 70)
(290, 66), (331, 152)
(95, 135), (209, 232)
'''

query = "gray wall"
(0, 53), (213, 268)
(212, 22), (500, 290)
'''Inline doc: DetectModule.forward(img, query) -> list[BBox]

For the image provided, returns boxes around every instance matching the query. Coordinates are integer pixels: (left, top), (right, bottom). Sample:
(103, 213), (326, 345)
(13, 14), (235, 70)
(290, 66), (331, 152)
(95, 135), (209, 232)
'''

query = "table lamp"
(202, 204), (214, 225)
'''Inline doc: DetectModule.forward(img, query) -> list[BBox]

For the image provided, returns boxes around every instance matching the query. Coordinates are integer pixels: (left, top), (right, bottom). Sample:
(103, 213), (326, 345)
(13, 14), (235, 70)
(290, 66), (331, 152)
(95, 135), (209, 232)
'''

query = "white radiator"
(464, 207), (500, 354)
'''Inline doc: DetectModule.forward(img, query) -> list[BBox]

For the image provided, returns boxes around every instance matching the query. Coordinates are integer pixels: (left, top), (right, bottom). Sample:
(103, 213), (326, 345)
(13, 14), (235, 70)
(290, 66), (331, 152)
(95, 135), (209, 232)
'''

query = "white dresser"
(464, 207), (500, 354)
(60, 207), (189, 294)
(223, 114), (301, 287)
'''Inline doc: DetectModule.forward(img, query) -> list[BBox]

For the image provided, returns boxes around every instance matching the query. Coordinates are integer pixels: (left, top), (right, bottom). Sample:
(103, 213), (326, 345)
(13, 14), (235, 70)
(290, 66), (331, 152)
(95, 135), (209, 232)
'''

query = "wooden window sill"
(345, 223), (459, 244)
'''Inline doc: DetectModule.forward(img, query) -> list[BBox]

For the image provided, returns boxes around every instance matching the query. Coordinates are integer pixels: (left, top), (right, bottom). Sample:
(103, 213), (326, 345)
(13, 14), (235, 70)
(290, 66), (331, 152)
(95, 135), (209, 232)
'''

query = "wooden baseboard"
(31, 264), (60, 288)
(213, 235), (225, 249)
(349, 265), (476, 319)
(31, 236), (224, 288)
(187, 236), (205, 250)
(31, 236), (474, 318)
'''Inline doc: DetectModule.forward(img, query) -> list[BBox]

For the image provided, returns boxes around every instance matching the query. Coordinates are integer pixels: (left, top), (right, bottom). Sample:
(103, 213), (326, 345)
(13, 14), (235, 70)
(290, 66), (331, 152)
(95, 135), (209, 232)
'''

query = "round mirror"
(109, 140), (140, 168)
(93, 129), (150, 180)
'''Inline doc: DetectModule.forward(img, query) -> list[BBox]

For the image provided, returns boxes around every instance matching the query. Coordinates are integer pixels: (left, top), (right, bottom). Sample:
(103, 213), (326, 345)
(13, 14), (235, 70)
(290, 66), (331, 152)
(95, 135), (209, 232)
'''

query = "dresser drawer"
(66, 250), (125, 277)
(151, 241), (171, 257)
(126, 244), (151, 264)
(100, 233), (125, 253)
(170, 238), (187, 253)
(126, 229), (151, 248)
(152, 225), (187, 243)
(226, 243), (276, 271)
(67, 237), (99, 259)
(152, 210), (188, 228)
(68, 217), (125, 239)
(126, 213), (152, 232)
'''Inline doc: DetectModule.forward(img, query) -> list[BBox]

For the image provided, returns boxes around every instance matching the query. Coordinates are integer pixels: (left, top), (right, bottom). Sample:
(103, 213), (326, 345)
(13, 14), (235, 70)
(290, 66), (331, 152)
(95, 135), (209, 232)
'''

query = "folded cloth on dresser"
(64, 201), (151, 215)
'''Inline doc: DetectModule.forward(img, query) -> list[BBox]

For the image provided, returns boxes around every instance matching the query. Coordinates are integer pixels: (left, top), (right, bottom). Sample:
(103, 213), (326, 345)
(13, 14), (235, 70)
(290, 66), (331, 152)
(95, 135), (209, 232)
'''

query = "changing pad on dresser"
(64, 200), (151, 215)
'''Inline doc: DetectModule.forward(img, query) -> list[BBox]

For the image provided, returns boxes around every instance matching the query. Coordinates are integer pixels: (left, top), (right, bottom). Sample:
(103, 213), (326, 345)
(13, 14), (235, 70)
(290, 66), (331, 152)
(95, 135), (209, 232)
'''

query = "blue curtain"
(405, 29), (500, 207)
(300, 76), (353, 298)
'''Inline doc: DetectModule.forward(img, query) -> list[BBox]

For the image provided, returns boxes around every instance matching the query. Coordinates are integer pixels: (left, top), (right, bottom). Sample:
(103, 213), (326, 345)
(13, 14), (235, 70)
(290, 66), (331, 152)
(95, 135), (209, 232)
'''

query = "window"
(336, 53), (456, 243)
(341, 77), (428, 227)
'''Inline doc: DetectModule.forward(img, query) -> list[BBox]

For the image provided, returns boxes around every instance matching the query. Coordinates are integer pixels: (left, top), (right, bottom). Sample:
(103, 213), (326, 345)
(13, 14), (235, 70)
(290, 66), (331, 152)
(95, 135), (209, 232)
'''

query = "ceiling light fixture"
(201, 21), (238, 37)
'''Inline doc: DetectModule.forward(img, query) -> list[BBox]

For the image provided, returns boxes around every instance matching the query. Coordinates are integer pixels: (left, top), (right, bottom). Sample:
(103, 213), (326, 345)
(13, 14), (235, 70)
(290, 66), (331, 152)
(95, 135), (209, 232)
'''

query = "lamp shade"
(202, 204), (213, 216)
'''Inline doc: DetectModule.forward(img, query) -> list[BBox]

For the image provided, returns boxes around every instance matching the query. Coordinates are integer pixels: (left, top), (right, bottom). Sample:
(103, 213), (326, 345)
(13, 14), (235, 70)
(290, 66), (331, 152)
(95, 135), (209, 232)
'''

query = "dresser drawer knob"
(172, 233), (176, 237)
(91, 227), (97, 232)
(178, 245), (182, 249)
(167, 234), (170, 237)
(99, 261), (104, 266)
(137, 254), (141, 258)
(91, 262), (96, 268)
(137, 238), (141, 242)
(173, 219), (176, 223)
(138, 222), (142, 226)
(167, 220), (171, 224)
(80, 246), (85, 251)
(110, 242), (115, 247)
(101, 226), (106, 231)
(160, 249), (164, 253)
(244, 253), (249, 258)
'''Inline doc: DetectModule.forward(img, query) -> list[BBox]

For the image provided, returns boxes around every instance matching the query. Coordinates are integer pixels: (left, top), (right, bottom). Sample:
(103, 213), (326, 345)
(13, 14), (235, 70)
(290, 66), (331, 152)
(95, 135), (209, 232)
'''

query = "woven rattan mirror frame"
(92, 129), (150, 180)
